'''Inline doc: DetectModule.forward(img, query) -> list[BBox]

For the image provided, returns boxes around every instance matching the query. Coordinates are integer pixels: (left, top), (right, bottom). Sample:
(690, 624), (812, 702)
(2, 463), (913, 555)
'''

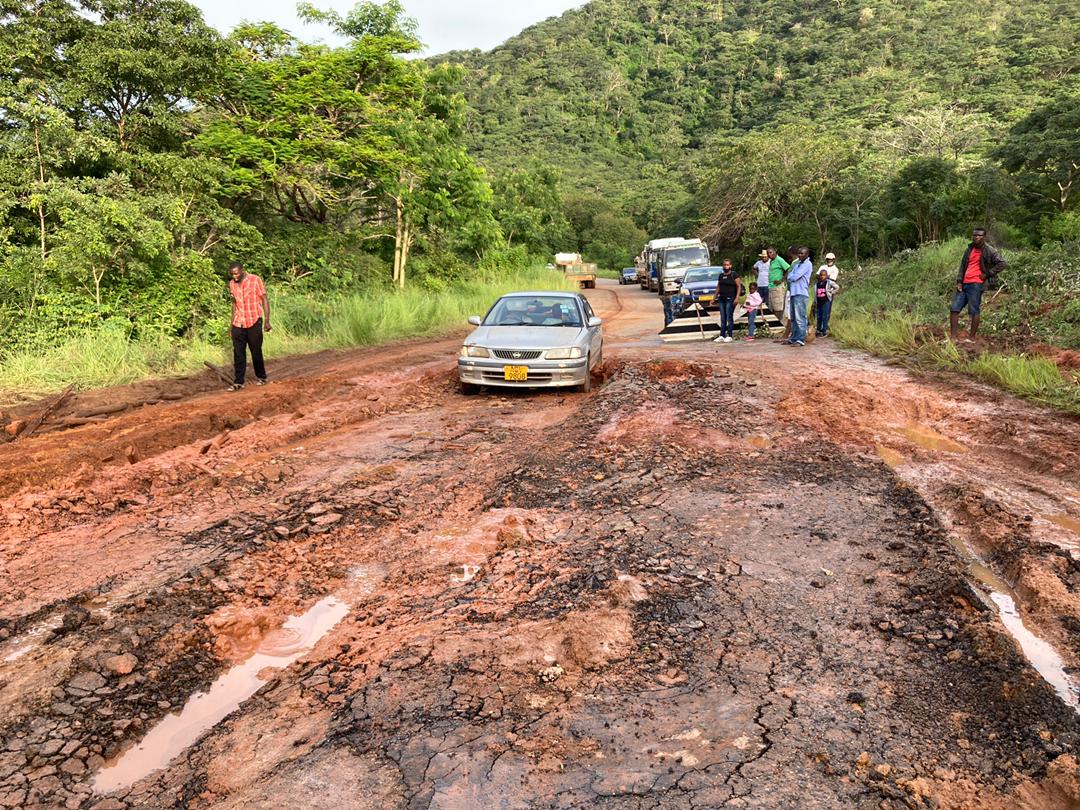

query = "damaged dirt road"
(2, 280), (1080, 809)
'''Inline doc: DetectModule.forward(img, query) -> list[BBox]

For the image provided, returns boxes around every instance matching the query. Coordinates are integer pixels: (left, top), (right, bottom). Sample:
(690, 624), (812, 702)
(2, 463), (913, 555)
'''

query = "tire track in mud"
(775, 358), (1080, 712)
(2, 361), (1070, 808)
(2, 283), (1080, 809)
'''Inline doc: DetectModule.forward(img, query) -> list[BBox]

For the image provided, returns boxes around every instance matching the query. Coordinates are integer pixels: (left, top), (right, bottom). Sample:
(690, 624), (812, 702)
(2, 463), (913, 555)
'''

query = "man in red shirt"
(949, 228), (1005, 342)
(227, 262), (272, 390)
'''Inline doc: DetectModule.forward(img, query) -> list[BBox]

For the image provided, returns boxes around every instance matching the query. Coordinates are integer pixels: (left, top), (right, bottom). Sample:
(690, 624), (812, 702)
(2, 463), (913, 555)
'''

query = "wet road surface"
(1, 280), (1079, 809)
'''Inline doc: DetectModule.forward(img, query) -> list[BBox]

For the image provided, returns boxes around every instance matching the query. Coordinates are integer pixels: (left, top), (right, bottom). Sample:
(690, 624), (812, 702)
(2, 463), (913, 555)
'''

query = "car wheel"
(460, 380), (480, 395)
(578, 355), (592, 393)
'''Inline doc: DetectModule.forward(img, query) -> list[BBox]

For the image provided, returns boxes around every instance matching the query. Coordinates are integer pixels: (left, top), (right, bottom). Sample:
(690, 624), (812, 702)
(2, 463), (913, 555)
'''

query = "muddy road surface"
(2, 280), (1079, 809)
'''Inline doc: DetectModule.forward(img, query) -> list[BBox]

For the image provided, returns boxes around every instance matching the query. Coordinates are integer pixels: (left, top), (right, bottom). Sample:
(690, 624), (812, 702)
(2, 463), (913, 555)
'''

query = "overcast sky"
(193, 1), (582, 54)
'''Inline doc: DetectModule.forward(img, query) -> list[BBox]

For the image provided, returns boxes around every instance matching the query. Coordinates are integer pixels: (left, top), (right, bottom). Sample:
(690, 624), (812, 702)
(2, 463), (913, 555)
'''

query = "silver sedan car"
(458, 292), (603, 393)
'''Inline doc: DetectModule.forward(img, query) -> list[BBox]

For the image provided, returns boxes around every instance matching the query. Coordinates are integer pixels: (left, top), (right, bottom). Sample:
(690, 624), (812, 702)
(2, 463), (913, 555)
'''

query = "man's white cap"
(825, 252), (836, 260)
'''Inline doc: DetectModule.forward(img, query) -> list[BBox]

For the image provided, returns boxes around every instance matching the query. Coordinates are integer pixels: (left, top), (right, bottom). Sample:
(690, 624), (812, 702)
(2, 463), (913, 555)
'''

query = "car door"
(579, 297), (602, 362)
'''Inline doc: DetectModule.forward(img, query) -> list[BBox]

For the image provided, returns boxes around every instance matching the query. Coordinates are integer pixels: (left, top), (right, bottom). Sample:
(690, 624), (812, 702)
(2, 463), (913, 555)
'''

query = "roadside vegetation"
(833, 238), (1080, 414)
(2, 0), (1079, 408)
(0, 263), (572, 400)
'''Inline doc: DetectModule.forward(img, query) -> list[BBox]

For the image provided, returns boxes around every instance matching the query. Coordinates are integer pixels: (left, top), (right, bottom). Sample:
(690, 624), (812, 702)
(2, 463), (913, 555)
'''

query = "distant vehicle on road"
(657, 239), (710, 296)
(554, 253), (597, 289)
(458, 292), (603, 394)
(619, 267), (637, 284)
(680, 266), (724, 310)
(643, 237), (685, 292)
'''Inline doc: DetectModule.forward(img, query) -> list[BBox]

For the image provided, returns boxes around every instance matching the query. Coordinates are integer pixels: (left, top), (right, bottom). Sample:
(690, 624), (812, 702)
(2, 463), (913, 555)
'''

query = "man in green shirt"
(766, 247), (790, 324)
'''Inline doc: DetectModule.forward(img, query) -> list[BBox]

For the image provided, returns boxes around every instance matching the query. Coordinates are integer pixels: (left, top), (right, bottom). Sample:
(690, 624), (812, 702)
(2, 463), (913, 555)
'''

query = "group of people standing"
(704, 247), (841, 345)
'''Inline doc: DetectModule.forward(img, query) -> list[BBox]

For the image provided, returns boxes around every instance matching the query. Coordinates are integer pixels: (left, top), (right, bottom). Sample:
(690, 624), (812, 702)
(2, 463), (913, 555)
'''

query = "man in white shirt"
(753, 249), (771, 306)
(819, 252), (839, 281)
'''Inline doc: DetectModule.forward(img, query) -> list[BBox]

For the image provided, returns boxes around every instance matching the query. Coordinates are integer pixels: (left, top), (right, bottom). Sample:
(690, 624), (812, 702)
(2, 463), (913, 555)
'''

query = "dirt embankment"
(1, 282), (1079, 809)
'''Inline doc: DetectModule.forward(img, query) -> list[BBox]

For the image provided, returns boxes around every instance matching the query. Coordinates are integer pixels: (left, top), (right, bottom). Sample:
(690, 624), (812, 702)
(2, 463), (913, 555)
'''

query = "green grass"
(832, 308), (1079, 415)
(0, 264), (574, 403)
(830, 237), (1080, 414)
(966, 353), (1080, 411)
(316, 265), (575, 348)
(829, 310), (918, 355)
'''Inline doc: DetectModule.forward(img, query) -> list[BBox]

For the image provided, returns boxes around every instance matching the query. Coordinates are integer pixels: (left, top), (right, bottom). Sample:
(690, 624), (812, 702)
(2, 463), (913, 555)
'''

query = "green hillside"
(440, 0), (1080, 248)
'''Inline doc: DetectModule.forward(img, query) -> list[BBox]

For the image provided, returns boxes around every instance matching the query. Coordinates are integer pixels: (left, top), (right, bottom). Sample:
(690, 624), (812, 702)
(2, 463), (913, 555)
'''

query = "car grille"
(492, 349), (542, 360)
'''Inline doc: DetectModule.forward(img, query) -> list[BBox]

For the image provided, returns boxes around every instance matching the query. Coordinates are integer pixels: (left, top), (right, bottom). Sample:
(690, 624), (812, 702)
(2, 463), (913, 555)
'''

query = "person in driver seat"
(546, 303), (566, 324)
(523, 300), (546, 324)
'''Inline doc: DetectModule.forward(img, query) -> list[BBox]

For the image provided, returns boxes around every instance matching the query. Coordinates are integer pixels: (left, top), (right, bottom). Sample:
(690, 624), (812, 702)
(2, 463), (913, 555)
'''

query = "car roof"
(661, 240), (706, 250)
(500, 291), (581, 298)
(647, 237), (685, 248)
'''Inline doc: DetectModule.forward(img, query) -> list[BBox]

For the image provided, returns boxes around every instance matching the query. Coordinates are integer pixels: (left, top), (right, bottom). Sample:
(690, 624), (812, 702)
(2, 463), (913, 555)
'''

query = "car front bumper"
(684, 290), (717, 308)
(458, 357), (588, 388)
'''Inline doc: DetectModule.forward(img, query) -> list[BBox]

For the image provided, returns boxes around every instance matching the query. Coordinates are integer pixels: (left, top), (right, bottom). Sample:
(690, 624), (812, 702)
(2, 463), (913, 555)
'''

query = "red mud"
(1, 281), (1079, 810)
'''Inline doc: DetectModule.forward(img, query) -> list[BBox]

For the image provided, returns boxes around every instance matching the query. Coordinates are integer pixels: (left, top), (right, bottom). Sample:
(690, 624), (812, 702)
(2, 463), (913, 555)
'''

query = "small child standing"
(814, 269), (840, 337)
(742, 282), (763, 341)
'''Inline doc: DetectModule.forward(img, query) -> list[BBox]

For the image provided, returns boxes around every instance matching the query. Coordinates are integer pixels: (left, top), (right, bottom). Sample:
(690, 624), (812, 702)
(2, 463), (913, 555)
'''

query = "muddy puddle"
(93, 595), (350, 794)
(1045, 514), (1080, 551)
(2, 613), (63, 662)
(875, 444), (907, 469)
(948, 536), (1079, 711)
(897, 422), (967, 454)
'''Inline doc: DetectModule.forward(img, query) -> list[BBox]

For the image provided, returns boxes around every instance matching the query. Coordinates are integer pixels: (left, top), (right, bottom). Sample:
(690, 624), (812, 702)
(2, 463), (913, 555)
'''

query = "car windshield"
(664, 246), (709, 269)
(483, 296), (583, 327)
(683, 268), (722, 284)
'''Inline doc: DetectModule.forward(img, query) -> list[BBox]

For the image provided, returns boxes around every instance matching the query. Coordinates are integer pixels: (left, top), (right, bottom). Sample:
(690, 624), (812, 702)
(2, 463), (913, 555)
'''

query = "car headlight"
(460, 345), (490, 358)
(545, 347), (583, 360)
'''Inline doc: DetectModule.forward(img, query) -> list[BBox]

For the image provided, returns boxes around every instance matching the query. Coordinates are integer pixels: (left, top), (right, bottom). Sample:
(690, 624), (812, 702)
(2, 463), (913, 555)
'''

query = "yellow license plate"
(503, 365), (528, 381)
(699, 295), (714, 302)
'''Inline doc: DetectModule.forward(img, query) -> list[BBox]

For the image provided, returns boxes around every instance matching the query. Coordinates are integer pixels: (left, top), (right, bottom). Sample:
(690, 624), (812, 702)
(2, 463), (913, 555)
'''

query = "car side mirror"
(588, 316), (602, 328)
(467, 316), (482, 326)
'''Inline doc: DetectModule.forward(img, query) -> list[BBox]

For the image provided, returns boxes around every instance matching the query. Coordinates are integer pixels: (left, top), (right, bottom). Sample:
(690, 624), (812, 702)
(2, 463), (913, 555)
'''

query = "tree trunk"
(393, 193), (404, 287)
(851, 203), (862, 266)
(33, 120), (47, 262)
(392, 174), (417, 289)
(399, 217), (412, 290)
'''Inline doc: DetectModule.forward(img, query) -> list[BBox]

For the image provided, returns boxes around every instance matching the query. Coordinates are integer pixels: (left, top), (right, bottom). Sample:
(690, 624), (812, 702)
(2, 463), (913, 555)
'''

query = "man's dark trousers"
(231, 318), (266, 385)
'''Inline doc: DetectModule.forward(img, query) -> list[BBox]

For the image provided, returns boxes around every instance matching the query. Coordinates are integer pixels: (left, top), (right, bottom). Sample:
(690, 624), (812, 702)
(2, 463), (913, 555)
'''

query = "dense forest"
(0, 0), (508, 356)
(1, 0), (1078, 372)
(447, 0), (1080, 263)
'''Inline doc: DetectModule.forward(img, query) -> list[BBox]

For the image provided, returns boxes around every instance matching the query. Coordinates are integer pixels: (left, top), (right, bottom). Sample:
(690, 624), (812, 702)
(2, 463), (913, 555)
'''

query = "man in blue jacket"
(785, 247), (813, 346)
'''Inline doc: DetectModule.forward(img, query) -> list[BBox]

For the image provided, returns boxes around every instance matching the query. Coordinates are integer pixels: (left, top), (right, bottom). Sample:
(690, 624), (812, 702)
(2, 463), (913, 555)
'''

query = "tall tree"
(995, 93), (1080, 214)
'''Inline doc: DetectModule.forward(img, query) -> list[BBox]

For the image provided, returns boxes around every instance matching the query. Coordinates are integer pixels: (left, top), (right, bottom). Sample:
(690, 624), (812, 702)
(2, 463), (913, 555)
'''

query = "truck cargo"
(554, 253), (597, 289)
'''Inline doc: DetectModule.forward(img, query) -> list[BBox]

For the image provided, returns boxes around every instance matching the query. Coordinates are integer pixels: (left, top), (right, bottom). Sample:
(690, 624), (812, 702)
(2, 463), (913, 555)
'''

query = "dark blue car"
(679, 266), (724, 311)
(619, 267), (637, 284)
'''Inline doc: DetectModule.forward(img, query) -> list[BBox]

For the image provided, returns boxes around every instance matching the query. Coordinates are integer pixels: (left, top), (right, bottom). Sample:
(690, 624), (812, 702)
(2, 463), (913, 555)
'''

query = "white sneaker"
(724, 336), (733, 343)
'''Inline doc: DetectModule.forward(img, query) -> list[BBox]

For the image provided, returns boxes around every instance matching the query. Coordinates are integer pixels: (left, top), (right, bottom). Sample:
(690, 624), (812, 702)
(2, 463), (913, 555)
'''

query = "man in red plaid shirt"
(227, 262), (271, 390)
